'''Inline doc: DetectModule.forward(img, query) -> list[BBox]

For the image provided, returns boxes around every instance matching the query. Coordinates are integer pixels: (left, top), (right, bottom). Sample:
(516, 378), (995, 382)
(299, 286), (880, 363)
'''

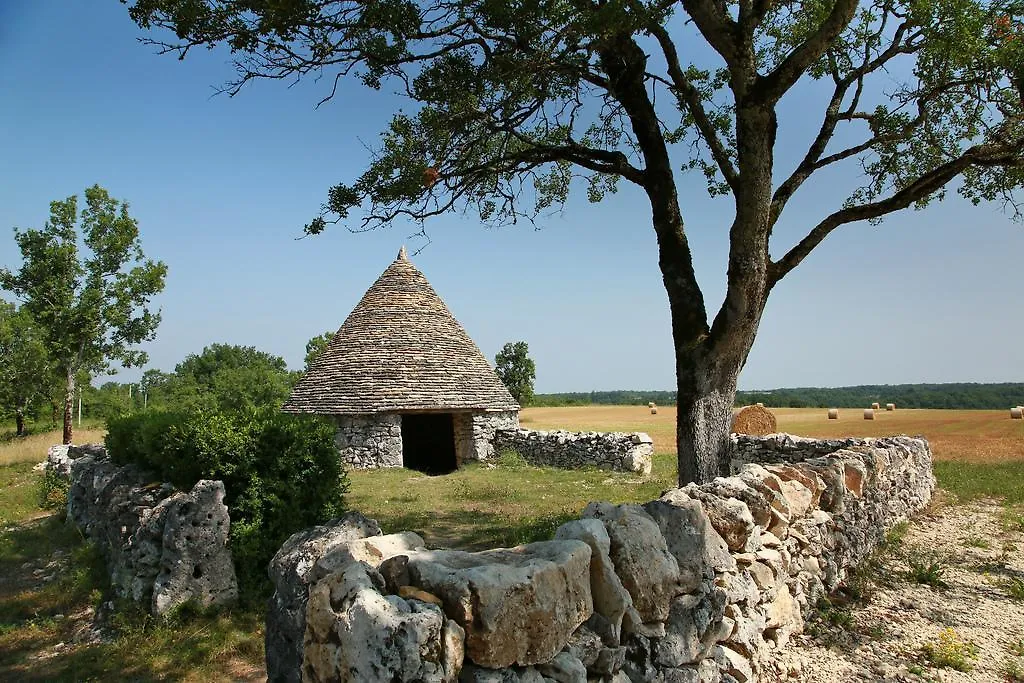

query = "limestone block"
(151, 480), (238, 615)
(266, 511), (382, 683)
(555, 519), (633, 645)
(406, 541), (593, 668)
(778, 480), (813, 519)
(303, 562), (459, 682)
(678, 488), (755, 553)
(583, 503), (683, 623)
(645, 492), (735, 592)
(536, 652), (587, 683)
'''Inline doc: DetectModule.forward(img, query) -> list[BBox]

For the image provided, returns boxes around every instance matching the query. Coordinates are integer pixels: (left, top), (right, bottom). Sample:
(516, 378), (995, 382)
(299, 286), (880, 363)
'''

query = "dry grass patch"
(521, 406), (1024, 464)
(0, 429), (106, 467)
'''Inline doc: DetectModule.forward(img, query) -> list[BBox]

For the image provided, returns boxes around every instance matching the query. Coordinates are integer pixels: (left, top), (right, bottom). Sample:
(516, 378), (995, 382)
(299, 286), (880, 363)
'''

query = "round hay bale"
(755, 402), (764, 407)
(886, 403), (896, 411)
(864, 408), (875, 420)
(1011, 407), (1023, 420)
(827, 408), (839, 420)
(648, 402), (656, 408)
(650, 407), (658, 415)
(731, 404), (777, 436)
(871, 402), (880, 410)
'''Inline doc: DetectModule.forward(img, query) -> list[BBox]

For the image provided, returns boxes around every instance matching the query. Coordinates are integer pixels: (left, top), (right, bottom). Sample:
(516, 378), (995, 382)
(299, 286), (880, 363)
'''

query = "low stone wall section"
(332, 414), (403, 468)
(52, 444), (238, 616)
(465, 410), (521, 462)
(266, 434), (934, 682)
(493, 429), (654, 475)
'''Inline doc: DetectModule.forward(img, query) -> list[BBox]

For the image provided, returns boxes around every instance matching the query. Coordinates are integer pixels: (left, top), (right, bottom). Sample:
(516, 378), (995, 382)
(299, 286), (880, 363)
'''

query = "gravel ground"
(767, 500), (1024, 682)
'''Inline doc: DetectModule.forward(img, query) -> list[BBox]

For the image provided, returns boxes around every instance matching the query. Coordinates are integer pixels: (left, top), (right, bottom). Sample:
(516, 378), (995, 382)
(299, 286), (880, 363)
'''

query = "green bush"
(106, 409), (349, 596)
(40, 468), (70, 510)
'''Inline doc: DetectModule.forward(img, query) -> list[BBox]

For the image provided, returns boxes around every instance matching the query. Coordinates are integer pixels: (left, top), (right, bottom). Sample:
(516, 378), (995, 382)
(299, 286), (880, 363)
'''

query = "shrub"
(920, 628), (978, 672)
(106, 409), (349, 596)
(39, 469), (69, 510)
(904, 550), (949, 589)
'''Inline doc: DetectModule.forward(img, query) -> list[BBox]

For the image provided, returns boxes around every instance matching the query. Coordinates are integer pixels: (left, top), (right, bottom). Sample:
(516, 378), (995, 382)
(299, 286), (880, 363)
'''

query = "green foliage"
(495, 449), (529, 470)
(168, 344), (295, 414)
(1004, 658), (1024, 682)
(39, 469), (69, 511)
(964, 534), (991, 549)
(0, 302), (54, 434)
(934, 461), (1024, 506)
(303, 331), (334, 372)
(0, 186), (166, 442)
(920, 628), (979, 672)
(905, 550), (950, 589)
(495, 341), (536, 407)
(1001, 575), (1024, 600)
(106, 409), (349, 596)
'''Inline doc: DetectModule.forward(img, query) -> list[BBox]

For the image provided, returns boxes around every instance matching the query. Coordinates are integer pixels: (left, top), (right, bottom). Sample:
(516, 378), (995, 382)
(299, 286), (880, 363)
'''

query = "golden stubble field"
(520, 406), (1024, 463)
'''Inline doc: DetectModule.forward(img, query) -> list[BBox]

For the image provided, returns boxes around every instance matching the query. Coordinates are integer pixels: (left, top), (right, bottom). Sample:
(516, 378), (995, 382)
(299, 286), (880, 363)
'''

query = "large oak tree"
(126, 0), (1024, 483)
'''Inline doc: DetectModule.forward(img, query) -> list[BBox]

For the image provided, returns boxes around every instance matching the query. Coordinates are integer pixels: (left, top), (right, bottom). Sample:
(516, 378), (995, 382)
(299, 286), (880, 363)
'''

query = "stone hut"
(283, 247), (519, 473)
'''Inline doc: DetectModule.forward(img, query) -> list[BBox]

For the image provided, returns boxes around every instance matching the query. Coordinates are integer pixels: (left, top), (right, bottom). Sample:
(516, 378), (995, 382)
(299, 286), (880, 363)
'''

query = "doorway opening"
(401, 413), (457, 474)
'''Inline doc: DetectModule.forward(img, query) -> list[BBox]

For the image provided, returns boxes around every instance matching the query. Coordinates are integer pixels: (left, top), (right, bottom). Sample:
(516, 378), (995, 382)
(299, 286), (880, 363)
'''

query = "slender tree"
(495, 341), (538, 406)
(1, 186), (167, 444)
(0, 303), (54, 436)
(126, 0), (1024, 483)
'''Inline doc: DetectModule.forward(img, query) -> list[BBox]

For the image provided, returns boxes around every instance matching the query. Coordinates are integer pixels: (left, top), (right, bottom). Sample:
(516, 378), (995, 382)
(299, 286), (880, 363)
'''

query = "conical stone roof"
(283, 247), (520, 415)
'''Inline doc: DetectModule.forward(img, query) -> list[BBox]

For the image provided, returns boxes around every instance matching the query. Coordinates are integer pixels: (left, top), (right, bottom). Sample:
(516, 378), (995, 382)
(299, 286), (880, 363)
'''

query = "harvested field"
(520, 406), (1024, 463)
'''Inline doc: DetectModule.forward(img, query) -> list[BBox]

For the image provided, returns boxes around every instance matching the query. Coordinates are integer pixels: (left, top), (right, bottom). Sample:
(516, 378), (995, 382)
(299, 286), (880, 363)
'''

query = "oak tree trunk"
(674, 359), (739, 485)
(62, 370), (74, 445)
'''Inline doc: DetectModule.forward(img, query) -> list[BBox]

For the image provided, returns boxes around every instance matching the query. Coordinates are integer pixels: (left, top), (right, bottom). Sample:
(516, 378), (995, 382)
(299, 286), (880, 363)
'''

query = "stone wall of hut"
(333, 410), (520, 469)
(332, 414), (403, 469)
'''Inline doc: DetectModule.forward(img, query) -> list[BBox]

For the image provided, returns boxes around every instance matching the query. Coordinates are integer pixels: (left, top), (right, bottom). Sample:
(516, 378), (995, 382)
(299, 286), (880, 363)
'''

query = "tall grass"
(0, 429), (106, 467)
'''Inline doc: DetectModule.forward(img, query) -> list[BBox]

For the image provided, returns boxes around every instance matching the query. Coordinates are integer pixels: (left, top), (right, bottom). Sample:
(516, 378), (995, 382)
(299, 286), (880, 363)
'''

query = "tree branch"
(647, 21), (740, 192)
(769, 139), (1024, 284)
(753, 0), (859, 103)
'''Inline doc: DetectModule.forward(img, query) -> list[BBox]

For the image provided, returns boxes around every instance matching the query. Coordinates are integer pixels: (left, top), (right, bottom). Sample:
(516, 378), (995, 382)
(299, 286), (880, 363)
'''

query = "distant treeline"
(531, 383), (1024, 410)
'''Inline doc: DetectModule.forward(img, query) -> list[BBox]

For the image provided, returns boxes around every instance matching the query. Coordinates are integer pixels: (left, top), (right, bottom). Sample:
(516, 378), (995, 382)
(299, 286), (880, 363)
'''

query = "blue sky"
(1, 3), (1022, 393)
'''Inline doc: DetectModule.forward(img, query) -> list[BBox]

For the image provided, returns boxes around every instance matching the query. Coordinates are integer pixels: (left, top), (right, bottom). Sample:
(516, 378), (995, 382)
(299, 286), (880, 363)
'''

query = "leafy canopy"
(0, 302), (55, 423)
(495, 340), (537, 406)
(0, 185), (167, 380)
(126, 0), (1024, 245)
(162, 343), (297, 413)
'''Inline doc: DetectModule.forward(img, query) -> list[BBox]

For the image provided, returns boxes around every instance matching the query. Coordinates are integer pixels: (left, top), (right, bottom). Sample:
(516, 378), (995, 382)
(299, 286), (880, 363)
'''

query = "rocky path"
(772, 500), (1024, 682)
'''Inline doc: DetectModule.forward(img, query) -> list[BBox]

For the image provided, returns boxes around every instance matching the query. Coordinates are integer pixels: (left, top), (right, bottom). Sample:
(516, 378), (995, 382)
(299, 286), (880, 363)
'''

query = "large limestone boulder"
(644, 491), (735, 592)
(404, 540), (593, 668)
(151, 480), (238, 615)
(46, 443), (107, 480)
(67, 454), (120, 533)
(303, 561), (464, 682)
(554, 519), (634, 645)
(266, 512), (383, 683)
(583, 503), (684, 624)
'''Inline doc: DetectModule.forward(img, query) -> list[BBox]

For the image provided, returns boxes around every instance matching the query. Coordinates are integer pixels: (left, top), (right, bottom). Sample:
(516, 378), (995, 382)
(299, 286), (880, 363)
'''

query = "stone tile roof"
(283, 247), (519, 415)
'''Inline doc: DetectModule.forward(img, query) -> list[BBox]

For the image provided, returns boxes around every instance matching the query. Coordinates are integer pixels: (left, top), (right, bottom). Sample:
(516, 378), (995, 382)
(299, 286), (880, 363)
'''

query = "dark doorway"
(401, 413), (457, 474)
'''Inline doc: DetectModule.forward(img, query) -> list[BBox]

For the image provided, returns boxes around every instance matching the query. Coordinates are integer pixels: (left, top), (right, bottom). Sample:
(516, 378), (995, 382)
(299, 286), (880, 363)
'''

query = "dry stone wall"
(267, 434), (934, 682)
(465, 410), (521, 462)
(54, 445), (238, 616)
(493, 429), (654, 475)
